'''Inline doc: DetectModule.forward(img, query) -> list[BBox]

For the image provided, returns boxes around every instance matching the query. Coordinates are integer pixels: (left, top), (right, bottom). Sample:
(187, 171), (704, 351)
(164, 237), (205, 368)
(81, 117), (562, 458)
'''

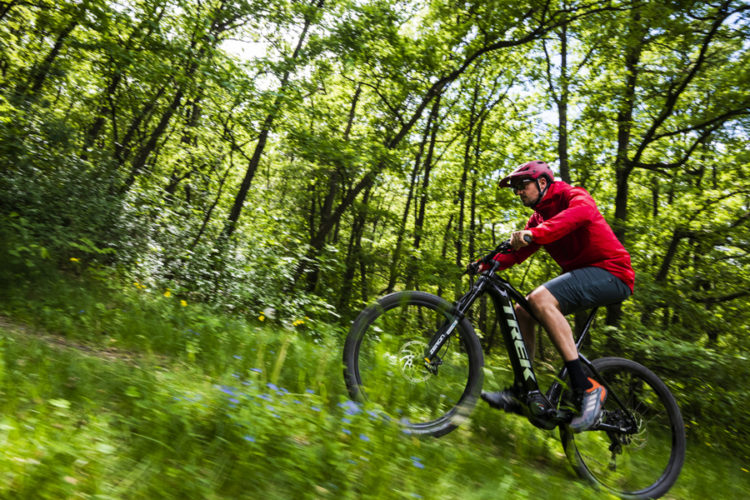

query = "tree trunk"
(386, 104), (434, 293)
(338, 186), (371, 316)
(557, 24), (570, 184)
(606, 7), (645, 327)
(82, 4), (167, 156)
(222, 0), (325, 240)
(121, 86), (185, 192)
(406, 95), (441, 291)
(455, 86), (478, 276)
(15, 19), (77, 100)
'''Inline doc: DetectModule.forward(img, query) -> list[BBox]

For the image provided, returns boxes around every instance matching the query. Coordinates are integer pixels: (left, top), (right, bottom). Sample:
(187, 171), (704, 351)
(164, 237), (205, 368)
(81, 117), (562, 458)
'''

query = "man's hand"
(510, 230), (533, 250)
(466, 261), (481, 275)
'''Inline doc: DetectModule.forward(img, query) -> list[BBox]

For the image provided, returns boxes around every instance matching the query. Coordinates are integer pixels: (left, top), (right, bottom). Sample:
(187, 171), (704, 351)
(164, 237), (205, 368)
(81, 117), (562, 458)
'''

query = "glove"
(466, 261), (481, 275)
(467, 251), (498, 275)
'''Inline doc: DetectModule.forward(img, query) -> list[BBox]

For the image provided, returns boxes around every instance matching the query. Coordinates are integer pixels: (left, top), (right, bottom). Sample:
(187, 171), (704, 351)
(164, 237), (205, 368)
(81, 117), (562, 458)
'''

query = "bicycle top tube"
(474, 259), (536, 321)
(476, 257), (598, 347)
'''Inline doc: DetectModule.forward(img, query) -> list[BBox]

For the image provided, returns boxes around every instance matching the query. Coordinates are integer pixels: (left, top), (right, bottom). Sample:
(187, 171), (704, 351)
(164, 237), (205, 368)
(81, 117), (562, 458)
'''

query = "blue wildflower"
(218, 385), (237, 396)
(359, 434), (370, 442)
(338, 400), (362, 416)
(243, 435), (256, 443)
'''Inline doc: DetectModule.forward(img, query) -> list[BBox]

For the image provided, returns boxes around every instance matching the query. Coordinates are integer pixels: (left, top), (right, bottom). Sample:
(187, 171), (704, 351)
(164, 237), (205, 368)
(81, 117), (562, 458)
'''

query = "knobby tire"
(343, 291), (483, 437)
(561, 357), (686, 499)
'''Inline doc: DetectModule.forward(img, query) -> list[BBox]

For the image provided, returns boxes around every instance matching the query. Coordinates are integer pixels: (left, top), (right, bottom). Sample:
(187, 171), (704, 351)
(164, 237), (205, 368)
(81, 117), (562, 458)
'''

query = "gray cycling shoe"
(481, 389), (523, 415)
(569, 378), (607, 432)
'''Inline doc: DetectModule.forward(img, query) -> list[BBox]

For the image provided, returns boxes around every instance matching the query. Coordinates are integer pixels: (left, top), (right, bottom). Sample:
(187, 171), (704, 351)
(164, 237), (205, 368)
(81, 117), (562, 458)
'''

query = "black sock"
(565, 358), (593, 392)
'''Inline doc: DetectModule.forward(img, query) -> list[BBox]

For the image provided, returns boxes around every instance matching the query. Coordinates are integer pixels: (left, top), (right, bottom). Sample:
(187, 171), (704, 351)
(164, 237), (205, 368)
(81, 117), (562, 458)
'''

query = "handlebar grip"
(523, 234), (533, 243)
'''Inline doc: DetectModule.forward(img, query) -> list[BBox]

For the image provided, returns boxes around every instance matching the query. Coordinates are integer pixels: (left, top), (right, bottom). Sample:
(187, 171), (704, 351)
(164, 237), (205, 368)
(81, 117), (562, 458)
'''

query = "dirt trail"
(0, 315), (155, 365)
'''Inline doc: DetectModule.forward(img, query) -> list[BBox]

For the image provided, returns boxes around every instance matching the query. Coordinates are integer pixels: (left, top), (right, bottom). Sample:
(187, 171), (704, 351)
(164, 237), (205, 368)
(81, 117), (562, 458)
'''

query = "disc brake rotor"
(398, 340), (431, 383)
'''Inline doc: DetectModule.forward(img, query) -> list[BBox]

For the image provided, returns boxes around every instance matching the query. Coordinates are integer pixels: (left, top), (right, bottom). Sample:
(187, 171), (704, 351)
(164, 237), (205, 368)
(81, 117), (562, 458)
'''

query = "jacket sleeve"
(491, 243), (538, 270)
(529, 188), (597, 245)
(490, 215), (540, 270)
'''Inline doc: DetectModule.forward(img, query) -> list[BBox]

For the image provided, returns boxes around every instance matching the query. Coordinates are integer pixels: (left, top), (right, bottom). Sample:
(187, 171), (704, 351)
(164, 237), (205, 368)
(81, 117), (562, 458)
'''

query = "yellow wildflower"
(258, 314), (265, 322)
(180, 300), (187, 307)
(163, 289), (171, 298)
(69, 257), (80, 263)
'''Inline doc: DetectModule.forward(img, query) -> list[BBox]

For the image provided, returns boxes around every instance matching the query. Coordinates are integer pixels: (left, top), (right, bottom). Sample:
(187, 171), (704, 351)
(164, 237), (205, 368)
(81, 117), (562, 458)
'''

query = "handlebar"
(465, 234), (533, 275)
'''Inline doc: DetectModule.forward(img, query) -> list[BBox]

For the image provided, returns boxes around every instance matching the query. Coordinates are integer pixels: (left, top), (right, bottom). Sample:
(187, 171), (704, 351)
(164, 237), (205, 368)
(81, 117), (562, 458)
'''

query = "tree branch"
(693, 289), (750, 304)
(632, 0), (734, 164)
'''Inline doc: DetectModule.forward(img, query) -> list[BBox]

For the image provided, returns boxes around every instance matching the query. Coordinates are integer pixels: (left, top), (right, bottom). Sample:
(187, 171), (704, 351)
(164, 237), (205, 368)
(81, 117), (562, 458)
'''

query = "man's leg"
(480, 302), (539, 413)
(514, 303), (536, 360)
(527, 284), (606, 432)
(481, 291), (557, 412)
(525, 286), (577, 361)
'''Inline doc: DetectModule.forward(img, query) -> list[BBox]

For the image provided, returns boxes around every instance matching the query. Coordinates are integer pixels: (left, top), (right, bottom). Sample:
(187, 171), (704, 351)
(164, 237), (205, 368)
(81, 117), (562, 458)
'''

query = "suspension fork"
(423, 275), (488, 363)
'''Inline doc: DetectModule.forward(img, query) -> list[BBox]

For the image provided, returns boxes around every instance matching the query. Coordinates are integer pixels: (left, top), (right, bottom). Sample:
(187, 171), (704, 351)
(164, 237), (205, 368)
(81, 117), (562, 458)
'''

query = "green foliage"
(1, 272), (749, 498)
(0, 0), (749, 495)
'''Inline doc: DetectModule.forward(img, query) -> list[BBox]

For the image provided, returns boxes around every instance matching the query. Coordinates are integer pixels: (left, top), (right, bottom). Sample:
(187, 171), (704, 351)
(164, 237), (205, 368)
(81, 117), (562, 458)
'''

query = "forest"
(1, 0), (749, 497)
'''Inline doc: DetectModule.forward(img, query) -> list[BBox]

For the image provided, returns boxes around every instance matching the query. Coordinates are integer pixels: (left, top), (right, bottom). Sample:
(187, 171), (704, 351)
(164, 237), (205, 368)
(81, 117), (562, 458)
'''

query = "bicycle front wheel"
(561, 357), (686, 499)
(343, 291), (484, 437)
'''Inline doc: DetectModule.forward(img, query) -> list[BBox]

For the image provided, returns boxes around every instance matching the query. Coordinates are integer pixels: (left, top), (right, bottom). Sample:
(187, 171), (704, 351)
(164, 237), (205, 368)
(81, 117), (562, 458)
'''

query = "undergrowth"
(0, 268), (748, 498)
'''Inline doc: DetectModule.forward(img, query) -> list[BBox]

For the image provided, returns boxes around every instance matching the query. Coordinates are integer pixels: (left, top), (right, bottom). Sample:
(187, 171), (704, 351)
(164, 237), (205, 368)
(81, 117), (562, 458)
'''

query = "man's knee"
(527, 286), (560, 315)
(514, 302), (532, 321)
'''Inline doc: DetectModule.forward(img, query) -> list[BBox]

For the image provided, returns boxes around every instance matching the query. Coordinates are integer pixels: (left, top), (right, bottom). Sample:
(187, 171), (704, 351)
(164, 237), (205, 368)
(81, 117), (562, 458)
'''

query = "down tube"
(487, 281), (540, 393)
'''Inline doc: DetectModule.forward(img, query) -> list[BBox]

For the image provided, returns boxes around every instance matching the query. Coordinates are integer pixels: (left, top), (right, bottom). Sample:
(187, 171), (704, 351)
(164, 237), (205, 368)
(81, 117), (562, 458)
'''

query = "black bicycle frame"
(426, 263), (545, 393)
(424, 259), (641, 432)
(424, 261), (615, 429)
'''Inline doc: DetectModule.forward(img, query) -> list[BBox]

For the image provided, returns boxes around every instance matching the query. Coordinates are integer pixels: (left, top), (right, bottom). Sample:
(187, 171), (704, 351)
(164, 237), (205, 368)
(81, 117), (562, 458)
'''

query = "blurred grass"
(0, 271), (748, 498)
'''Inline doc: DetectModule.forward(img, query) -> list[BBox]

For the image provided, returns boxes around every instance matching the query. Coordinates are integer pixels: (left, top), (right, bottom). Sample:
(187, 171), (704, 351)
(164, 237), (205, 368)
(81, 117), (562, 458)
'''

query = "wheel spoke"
(343, 291), (483, 437)
(562, 357), (685, 499)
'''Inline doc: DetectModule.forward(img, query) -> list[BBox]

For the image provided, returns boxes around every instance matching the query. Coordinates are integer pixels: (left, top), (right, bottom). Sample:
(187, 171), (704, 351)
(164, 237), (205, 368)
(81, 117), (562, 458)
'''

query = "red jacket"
(493, 181), (634, 292)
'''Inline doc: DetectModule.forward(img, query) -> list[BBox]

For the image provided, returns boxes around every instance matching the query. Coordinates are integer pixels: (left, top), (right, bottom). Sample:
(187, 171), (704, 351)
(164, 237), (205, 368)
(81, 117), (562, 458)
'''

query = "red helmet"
(498, 161), (554, 188)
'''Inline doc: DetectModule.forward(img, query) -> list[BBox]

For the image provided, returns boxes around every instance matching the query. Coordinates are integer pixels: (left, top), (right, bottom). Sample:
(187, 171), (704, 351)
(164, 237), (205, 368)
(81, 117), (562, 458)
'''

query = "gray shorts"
(543, 267), (631, 316)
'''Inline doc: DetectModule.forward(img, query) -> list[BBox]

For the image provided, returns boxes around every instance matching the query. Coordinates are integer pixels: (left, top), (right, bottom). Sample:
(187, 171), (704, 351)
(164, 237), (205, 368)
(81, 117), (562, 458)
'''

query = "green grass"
(0, 271), (748, 498)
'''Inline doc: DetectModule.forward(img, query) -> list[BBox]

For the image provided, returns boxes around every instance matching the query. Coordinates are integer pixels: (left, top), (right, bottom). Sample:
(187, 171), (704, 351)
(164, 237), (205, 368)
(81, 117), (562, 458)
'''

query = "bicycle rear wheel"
(343, 291), (483, 437)
(560, 357), (686, 499)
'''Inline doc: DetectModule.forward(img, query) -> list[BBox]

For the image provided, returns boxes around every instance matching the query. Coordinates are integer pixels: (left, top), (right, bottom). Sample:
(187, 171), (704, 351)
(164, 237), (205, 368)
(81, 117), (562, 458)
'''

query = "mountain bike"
(342, 240), (686, 499)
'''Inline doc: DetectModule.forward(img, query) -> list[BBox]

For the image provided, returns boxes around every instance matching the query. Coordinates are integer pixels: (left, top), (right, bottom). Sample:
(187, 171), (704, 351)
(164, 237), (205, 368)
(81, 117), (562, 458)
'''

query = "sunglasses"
(510, 179), (534, 191)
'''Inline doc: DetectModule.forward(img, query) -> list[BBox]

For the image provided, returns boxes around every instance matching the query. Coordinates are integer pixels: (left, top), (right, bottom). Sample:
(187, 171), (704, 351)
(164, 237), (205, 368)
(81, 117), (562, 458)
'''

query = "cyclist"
(477, 160), (634, 431)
